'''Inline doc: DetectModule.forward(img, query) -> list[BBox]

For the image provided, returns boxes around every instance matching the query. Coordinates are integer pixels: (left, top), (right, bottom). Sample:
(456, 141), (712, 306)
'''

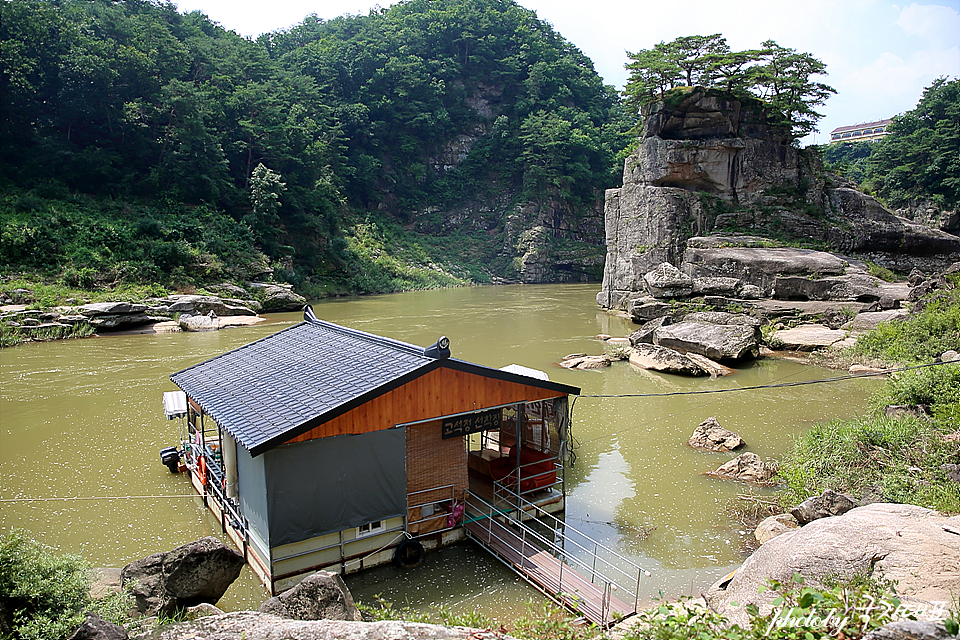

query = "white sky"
(173, 0), (960, 145)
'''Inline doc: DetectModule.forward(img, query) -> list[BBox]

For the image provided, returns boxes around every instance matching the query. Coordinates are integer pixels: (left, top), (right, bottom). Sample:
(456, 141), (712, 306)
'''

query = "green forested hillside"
(0, 0), (630, 295)
(823, 77), (959, 214)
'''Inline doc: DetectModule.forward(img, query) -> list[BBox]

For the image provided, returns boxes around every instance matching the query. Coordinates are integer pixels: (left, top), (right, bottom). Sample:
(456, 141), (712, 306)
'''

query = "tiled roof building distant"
(829, 118), (892, 143)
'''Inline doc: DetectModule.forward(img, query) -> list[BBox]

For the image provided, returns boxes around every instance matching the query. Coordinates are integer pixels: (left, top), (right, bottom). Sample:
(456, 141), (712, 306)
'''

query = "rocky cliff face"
(599, 87), (960, 308)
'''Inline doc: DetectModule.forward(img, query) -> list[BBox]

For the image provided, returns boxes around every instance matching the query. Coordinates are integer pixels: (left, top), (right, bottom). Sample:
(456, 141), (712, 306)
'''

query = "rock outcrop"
(598, 87), (960, 311)
(708, 504), (960, 626)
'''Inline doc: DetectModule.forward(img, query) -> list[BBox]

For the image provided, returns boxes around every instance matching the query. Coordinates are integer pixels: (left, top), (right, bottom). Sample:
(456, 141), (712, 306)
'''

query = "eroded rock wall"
(599, 87), (960, 308)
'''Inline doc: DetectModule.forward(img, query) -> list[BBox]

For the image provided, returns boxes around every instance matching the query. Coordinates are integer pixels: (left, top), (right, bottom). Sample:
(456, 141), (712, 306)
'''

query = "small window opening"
(357, 521), (385, 538)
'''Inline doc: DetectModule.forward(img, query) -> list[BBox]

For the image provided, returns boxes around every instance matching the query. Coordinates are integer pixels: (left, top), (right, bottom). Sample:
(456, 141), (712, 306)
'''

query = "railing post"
(591, 542), (598, 583)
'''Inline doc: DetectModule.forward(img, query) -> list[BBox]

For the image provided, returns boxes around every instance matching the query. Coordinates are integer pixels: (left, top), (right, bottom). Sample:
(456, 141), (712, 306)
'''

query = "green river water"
(0, 284), (881, 617)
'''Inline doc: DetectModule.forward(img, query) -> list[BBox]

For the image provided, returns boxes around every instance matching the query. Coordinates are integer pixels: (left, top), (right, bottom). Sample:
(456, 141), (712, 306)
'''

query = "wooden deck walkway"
(464, 514), (636, 626)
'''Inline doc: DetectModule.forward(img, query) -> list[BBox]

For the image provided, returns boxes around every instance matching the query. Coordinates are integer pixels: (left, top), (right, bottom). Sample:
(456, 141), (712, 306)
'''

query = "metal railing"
(465, 484), (648, 625)
(407, 485), (459, 536)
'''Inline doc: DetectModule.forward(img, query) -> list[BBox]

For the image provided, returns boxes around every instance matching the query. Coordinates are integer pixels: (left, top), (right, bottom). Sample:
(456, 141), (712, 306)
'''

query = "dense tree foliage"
(864, 77), (959, 211)
(820, 78), (959, 213)
(0, 0), (628, 292)
(624, 35), (835, 139)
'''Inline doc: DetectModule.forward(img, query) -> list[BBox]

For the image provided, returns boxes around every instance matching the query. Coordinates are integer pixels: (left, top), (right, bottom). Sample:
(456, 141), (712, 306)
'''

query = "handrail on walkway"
(464, 485), (649, 624)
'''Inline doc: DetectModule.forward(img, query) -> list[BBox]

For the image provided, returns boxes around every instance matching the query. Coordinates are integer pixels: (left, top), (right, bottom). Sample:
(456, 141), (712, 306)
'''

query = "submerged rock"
(705, 452), (774, 484)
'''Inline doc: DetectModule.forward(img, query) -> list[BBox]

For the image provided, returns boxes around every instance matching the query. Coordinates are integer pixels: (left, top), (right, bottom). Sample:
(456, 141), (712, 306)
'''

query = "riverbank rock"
(178, 312), (219, 332)
(258, 571), (362, 621)
(628, 316), (672, 345)
(686, 353), (734, 377)
(769, 324), (848, 350)
(754, 513), (799, 545)
(67, 613), (127, 640)
(707, 504), (960, 626)
(134, 611), (516, 640)
(559, 354), (611, 369)
(597, 85), (960, 312)
(705, 452), (774, 484)
(163, 295), (258, 316)
(864, 620), (960, 640)
(655, 321), (759, 362)
(121, 538), (244, 616)
(688, 417), (745, 452)
(644, 262), (694, 298)
(248, 283), (307, 312)
(790, 489), (858, 525)
(629, 343), (706, 376)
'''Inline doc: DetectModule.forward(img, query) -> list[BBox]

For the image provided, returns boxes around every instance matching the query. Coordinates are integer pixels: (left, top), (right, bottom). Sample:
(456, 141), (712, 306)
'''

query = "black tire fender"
(393, 538), (425, 568)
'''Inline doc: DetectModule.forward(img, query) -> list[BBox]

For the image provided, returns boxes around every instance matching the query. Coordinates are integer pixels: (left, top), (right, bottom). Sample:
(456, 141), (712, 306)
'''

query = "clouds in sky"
(173, 0), (959, 144)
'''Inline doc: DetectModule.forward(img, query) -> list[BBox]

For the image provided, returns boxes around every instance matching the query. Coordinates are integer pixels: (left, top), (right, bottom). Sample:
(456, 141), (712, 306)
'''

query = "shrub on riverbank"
(850, 280), (960, 365)
(0, 529), (132, 640)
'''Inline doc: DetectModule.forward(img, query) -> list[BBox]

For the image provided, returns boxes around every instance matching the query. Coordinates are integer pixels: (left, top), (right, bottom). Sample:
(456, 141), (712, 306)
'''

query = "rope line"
(0, 495), (198, 502)
(573, 360), (951, 400)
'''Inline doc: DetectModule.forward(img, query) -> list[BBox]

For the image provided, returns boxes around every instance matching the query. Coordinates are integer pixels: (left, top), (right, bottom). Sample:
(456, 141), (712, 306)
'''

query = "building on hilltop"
(829, 118), (892, 143)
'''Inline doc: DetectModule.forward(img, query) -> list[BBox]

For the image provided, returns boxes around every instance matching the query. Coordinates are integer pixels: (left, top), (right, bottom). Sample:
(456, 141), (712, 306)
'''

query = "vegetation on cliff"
(623, 34), (835, 139)
(824, 77), (959, 213)
(0, 0), (629, 294)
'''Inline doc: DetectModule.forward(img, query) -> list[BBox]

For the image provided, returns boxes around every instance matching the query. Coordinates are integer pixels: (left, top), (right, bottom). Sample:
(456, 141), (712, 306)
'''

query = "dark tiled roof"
(171, 308), (578, 456)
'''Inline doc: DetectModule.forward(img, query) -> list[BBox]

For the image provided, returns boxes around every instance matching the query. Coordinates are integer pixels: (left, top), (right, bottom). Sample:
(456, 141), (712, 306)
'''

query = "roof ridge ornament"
(423, 336), (451, 359)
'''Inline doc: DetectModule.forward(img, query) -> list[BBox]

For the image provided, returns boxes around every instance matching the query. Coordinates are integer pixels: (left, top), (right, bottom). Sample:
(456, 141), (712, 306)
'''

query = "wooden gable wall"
(284, 366), (564, 444)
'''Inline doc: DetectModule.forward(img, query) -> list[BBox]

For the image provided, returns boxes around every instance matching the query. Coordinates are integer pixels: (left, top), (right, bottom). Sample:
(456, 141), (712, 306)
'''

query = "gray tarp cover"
(264, 428), (406, 546)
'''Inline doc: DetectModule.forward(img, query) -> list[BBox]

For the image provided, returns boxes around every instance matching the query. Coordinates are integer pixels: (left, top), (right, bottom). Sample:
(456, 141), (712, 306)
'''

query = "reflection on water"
(0, 284), (881, 613)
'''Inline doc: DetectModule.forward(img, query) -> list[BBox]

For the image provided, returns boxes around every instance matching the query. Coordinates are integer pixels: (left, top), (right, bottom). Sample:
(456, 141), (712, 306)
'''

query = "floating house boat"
(163, 306), (580, 594)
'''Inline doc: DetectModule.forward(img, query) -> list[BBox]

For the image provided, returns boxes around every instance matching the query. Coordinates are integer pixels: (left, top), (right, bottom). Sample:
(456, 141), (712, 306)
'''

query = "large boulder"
(654, 321), (759, 362)
(688, 417), (745, 452)
(769, 324), (848, 350)
(178, 313), (219, 332)
(644, 262), (693, 299)
(121, 538), (245, 616)
(258, 571), (362, 621)
(773, 273), (884, 302)
(629, 344), (707, 376)
(139, 611), (515, 640)
(628, 316), (672, 346)
(249, 284), (307, 312)
(683, 244), (848, 294)
(559, 354), (611, 369)
(708, 504), (960, 626)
